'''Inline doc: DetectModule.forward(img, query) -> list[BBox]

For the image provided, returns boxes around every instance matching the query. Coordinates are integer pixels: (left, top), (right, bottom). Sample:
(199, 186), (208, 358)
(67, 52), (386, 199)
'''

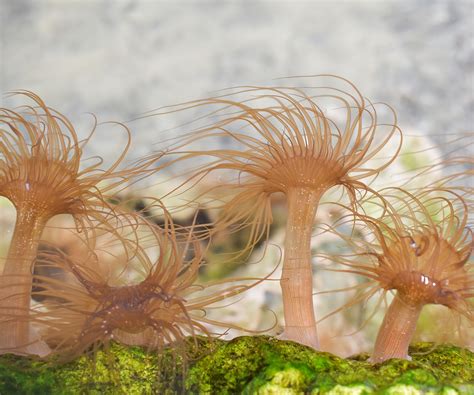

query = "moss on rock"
(186, 337), (474, 394)
(0, 343), (163, 394)
(0, 336), (472, 394)
(0, 338), (217, 394)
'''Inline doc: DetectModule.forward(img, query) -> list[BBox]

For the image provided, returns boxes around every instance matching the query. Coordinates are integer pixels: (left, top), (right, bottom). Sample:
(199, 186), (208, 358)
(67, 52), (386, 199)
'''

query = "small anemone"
(32, 209), (274, 362)
(318, 188), (473, 362)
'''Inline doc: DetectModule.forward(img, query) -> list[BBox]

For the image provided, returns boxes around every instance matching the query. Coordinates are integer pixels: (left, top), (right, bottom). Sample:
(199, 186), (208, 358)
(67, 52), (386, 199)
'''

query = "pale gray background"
(0, 0), (472, 160)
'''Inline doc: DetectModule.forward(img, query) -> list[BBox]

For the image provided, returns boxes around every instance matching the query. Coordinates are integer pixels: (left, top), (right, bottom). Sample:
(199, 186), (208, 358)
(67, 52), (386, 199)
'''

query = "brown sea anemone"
(149, 76), (402, 348)
(319, 188), (473, 362)
(32, 210), (273, 360)
(0, 91), (145, 355)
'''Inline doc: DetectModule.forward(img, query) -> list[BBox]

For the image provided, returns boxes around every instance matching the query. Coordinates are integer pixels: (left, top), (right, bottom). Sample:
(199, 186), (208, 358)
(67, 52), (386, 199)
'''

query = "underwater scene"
(0, 75), (472, 394)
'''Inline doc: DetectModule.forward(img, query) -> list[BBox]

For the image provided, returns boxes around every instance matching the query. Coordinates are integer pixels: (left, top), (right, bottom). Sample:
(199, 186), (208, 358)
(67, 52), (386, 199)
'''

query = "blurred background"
(0, 0), (472, 355)
(1, 0), (472, 157)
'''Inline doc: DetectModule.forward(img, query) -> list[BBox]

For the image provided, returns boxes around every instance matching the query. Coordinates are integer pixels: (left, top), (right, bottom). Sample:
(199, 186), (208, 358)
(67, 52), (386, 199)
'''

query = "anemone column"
(0, 207), (49, 356)
(280, 187), (322, 349)
(371, 294), (422, 362)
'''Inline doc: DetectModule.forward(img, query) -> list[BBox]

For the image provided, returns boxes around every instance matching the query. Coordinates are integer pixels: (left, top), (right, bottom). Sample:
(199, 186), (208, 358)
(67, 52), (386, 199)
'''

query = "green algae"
(0, 343), (162, 394)
(186, 337), (474, 394)
(0, 338), (217, 394)
(0, 337), (472, 394)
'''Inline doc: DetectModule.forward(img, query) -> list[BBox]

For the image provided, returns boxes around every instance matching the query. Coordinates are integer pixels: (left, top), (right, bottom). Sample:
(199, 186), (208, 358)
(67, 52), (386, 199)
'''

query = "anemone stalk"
(280, 187), (322, 348)
(0, 207), (49, 355)
(371, 294), (422, 362)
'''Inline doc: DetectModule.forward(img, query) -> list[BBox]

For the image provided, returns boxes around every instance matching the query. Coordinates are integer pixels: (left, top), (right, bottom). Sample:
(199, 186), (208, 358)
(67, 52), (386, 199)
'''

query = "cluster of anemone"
(0, 92), (267, 359)
(0, 76), (472, 368)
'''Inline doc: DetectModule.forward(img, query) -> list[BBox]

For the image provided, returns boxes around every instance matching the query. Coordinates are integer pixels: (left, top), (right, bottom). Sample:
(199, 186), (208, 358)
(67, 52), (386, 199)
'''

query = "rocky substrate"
(0, 336), (472, 394)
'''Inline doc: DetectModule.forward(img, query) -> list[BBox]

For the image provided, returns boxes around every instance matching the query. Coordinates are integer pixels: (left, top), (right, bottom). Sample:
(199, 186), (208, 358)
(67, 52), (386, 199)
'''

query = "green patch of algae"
(186, 337), (473, 394)
(0, 343), (161, 395)
(0, 337), (472, 394)
(0, 338), (218, 395)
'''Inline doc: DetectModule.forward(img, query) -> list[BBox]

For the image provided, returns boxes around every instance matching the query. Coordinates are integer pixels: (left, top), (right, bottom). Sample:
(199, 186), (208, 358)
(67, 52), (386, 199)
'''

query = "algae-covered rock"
(0, 338), (217, 394)
(186, 337), (474, 394)
(0, 343), (162, 394)
(0, 337), (472, 394)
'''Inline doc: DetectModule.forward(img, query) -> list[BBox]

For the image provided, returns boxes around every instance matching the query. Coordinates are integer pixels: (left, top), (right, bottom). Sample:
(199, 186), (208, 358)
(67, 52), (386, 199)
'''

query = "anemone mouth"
(104, 283), (175, 310)
(105, 309), (152, 333)
(390, 270), (445, 305)
(259, 155), (348, 193)
(0, 141), (85, 215)
(389, 268), (473, 319)
(116, 322), (150, 334)
(1, 178), (82, 213)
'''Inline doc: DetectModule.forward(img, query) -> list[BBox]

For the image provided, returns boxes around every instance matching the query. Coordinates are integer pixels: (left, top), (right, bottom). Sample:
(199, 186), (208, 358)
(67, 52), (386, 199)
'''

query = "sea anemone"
(150, 76), (402, 348)
(320, 188), (473, 362)
(33, 208), (272, 360)
(0, 92), (144, 355)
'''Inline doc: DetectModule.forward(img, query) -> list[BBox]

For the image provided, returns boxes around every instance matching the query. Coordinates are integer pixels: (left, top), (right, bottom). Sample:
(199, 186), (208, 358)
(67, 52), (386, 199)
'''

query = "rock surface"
(0, 337), (472, 394)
